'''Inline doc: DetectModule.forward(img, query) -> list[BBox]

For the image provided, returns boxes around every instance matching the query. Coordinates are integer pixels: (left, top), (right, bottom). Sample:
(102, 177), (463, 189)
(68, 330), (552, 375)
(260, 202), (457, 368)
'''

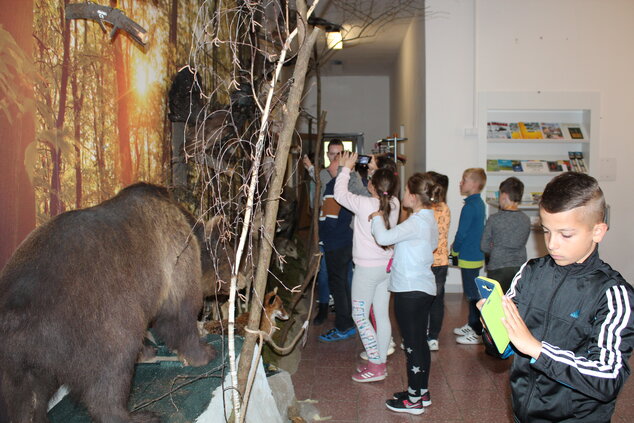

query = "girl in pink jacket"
(334, 151), (400, 382)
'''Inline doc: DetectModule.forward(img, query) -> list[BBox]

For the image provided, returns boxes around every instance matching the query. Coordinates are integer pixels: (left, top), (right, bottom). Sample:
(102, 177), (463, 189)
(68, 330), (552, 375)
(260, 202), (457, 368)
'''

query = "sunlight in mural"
(29, 0), (196, 221)
(132, 54), (163, 98)
(133, 59), (152, 97)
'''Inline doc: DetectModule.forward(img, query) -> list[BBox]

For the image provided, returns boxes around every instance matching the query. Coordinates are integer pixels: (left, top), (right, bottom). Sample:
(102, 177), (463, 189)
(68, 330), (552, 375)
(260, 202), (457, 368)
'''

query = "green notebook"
(475, 277), (510, 354)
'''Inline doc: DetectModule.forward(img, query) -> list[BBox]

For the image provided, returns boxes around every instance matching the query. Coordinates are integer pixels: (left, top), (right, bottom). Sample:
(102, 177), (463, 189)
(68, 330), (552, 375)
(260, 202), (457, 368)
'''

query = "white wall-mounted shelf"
(487, 138), (590, 144)
(479, 91), (600, 260)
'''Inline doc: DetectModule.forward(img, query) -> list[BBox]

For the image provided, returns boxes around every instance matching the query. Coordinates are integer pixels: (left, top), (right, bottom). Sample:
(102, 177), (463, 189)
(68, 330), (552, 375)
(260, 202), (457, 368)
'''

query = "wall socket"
(598, 158), (617, 181)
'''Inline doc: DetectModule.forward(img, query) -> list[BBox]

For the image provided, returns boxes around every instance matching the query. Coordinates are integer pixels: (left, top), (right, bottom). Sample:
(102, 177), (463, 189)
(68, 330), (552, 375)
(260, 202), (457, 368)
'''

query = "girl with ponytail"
(370, 172), (441, 415)
(374, 167), (399, 246)
(334, 151), (400, 383)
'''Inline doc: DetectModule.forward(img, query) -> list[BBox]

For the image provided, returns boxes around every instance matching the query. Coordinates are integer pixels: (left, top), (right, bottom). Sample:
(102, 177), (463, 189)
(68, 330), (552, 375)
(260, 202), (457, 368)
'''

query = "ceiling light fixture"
(326, 31), (343, 50)
(308, 16), (344, 50)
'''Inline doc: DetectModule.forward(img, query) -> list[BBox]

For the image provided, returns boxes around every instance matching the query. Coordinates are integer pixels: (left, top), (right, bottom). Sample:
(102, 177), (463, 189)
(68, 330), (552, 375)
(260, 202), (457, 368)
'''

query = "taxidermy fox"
(204, 287), (289, 341)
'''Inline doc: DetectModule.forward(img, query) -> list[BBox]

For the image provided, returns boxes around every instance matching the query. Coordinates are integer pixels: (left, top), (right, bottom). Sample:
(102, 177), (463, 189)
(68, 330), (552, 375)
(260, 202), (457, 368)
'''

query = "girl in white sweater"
(371, 172), (440, 415)
(334, 151), (399, 382)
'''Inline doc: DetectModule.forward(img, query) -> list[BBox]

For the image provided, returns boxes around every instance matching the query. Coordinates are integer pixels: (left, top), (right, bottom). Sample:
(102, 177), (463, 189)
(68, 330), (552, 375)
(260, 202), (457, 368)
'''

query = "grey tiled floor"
(291, 293), (634, 422)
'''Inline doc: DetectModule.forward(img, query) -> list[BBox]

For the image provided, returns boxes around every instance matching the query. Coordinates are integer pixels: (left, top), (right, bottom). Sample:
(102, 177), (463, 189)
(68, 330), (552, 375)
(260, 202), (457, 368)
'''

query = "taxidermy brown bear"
(0, 183), (215, 423)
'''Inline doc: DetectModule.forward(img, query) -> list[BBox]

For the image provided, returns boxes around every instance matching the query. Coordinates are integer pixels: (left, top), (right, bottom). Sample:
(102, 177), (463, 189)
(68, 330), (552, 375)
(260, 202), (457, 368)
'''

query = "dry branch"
(236, 21), (322, 423)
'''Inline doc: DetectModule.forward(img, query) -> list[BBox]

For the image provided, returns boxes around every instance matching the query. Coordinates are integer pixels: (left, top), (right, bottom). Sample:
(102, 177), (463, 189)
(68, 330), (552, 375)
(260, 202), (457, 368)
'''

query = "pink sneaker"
(352, 362), (387, 383)
(356, 362), (368, 373)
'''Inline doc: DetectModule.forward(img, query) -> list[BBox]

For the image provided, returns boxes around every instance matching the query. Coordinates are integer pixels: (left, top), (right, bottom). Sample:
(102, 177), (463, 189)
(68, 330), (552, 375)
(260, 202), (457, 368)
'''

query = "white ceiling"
(311, 0), (424, 76)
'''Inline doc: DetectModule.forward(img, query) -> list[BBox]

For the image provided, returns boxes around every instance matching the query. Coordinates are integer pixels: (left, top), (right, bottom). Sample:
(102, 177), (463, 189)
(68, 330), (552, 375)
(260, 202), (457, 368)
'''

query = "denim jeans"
(317, 245), (330, 304)
(461, 267), (482, 335)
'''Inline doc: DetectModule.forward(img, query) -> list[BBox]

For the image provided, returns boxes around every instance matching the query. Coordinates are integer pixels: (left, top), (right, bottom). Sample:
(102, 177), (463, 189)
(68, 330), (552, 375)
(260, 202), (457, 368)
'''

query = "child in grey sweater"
(480, 177), (531, 293)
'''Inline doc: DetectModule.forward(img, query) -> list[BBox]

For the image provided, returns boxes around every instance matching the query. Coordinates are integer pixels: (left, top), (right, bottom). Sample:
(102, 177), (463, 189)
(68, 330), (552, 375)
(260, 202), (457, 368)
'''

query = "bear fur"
(0, 183), (215, 423)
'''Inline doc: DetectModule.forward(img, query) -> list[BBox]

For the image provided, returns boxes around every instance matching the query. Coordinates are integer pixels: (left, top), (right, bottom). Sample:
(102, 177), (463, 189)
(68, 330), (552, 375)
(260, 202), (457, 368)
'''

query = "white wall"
(390, 17), (426, 178)
(424, 1), (478, 291)
(302, 75), (390, 153)
(426, 0), (634, 284)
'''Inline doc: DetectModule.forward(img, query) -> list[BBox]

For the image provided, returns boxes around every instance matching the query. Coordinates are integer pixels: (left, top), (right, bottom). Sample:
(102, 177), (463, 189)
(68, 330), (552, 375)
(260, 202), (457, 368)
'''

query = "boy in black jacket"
(499, 172), (634, 422)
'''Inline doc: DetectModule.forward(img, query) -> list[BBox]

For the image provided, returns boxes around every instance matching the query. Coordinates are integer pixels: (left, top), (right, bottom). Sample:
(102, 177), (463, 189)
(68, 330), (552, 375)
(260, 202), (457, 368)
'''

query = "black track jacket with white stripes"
(507, 248), (634, 423)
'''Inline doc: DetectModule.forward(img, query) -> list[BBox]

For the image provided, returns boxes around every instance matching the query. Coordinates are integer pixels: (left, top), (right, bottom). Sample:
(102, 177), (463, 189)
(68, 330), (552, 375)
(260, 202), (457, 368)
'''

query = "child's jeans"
(317, 245), (330, 304)
(461, 267), (482, 335)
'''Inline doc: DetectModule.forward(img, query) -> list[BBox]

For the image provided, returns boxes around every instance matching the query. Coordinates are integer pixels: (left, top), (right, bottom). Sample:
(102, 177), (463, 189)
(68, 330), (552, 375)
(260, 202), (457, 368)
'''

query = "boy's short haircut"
(540, 172), (606, 224)
(464, 168), (487, 191)
(327, 138), (343, 150)
(499, 177), (524, 203)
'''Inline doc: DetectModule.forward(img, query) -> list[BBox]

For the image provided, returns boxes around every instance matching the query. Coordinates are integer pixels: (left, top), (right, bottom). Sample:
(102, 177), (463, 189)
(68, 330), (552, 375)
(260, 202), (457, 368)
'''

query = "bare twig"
(236, 20), (322, 423)
(130, 364), (225, 412)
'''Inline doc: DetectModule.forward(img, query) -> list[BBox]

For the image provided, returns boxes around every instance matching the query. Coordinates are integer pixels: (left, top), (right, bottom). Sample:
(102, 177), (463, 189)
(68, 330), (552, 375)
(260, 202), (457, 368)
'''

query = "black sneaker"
(393, 390), (431, 407)
(385, 397), (424, 415)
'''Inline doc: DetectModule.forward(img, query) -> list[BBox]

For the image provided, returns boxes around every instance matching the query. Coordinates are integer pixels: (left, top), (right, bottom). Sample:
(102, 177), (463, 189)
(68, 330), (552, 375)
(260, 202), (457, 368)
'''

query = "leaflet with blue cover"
(475, 276), (510, 354)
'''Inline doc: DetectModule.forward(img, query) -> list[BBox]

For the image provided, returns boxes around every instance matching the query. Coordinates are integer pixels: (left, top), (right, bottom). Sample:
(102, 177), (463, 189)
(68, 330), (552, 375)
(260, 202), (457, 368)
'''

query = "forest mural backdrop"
(30, 0), (202, 216)
(0, 0), (237, 267)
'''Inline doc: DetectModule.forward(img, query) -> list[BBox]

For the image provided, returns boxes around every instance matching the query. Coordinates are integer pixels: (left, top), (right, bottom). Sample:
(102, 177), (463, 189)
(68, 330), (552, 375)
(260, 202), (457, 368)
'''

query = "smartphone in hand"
(356, 154), (371, 165)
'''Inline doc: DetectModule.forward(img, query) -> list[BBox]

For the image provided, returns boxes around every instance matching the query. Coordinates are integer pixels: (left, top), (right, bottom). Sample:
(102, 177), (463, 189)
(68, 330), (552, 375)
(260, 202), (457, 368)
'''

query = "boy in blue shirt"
(451, 168), (487, 344)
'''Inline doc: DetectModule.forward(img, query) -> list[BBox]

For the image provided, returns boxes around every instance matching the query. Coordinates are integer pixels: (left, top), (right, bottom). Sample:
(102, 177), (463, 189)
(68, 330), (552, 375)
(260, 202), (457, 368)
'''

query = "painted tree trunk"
(71, 22), (84, 209)
(112, 0), (133, 186)
(0, 0), (36, 269)
(50, 1), (71, 217)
